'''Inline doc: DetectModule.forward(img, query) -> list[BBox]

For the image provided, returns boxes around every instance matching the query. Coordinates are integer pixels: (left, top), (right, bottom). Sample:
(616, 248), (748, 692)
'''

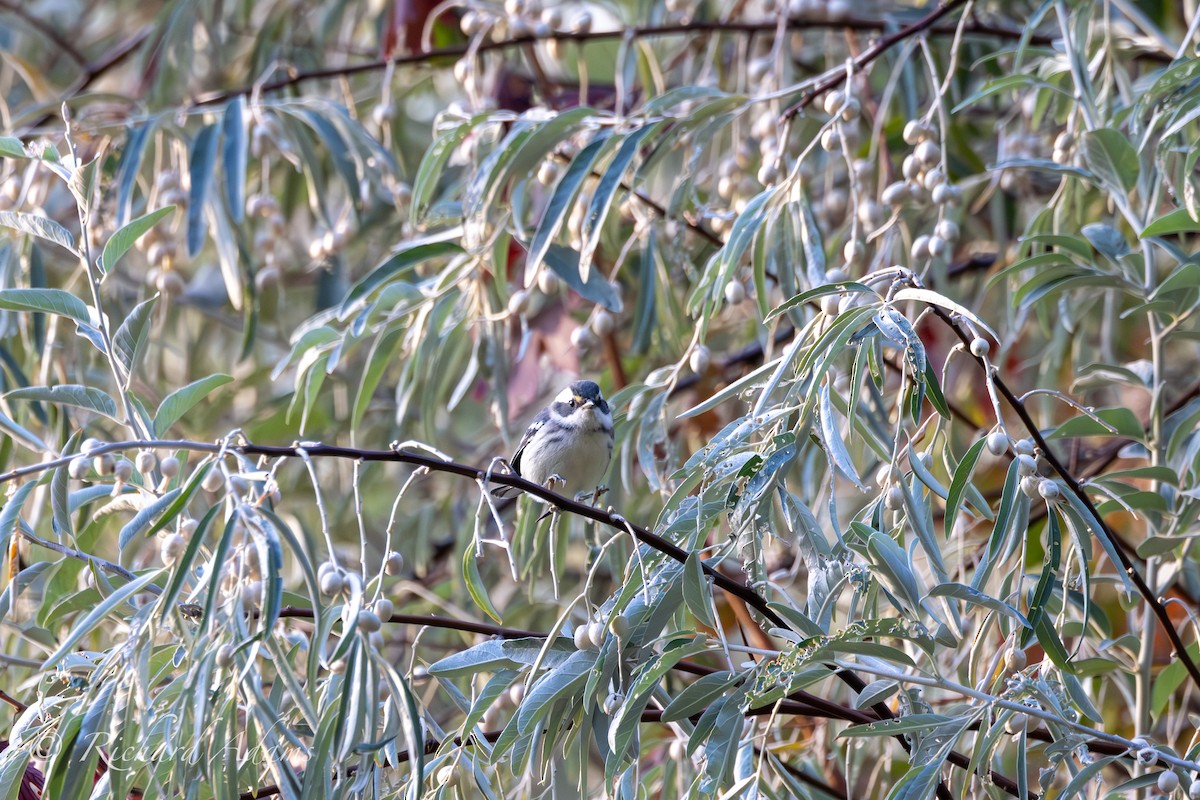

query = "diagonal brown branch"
(779, 0), (970, 121)
(190, 13), (1059, 110)
(927, 303), (1200, 693)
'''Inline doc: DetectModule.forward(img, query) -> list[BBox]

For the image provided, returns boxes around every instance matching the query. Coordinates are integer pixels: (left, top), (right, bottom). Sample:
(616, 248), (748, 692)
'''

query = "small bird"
(493, 380), (614, 500)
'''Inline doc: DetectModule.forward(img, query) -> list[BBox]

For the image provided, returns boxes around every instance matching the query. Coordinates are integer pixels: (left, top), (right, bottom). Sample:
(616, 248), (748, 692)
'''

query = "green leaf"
(115, 121), (155, 226)
(855, 522), (924, 613)
(338, 237), (464, 318)
(539, 243), (624, 312)
(153, 374), (233, 436)
(1142, 207), (1200, 238)
(840, 714), (953, 738)
(0, 407), (49, 452)
(112, 296), (157, 382)
(463, 545), (502, 624)
(42, 571), (160, 668)
(0, 745), (33, 800)
(890, 286), (999, 342)
(945, 437), (988, 540)
(222, 96), (247, 223)
(5, 385), (120, 422)
(428, 637), (576, 677)
(157, 504), (220, 618)
(660, 671), (736, 722)
(0, 287), (90, 324)
(515, 649), (595, 732)
(525, 135), (610, 286)
(98, 206), (174, 275)
(352, 326), (404, 431)
(1047, 406), (1143, 440)
(682, 552), (716, 628)
(118, 488), (183, 550)
(186, 123), (220, 257)
(1082, 223), (1129, 260)
(51, 461), (72, 540)
(412, 124), (473, 222)
(928, 582), (1030, 627)
(0, 481), (37, 571)
(1082, 128), (1139, 193)
(0, 136), (26, 158)
(1152, 261), (1200, 299)
(0, 210), (76, 253)
(819, 382), (866, 491)
(854, 680), (899, 710)
(764, 281), (874, 324)
(578, 123), (659, 282)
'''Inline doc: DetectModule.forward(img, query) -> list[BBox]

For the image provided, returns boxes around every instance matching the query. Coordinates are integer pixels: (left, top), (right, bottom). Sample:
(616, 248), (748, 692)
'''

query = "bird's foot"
(576, 485), (609, 505)
(543, 474), (565, 492)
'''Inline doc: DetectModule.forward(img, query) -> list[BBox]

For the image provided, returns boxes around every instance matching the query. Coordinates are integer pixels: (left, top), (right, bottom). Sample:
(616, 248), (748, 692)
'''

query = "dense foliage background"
(2, 0), (1200, 797)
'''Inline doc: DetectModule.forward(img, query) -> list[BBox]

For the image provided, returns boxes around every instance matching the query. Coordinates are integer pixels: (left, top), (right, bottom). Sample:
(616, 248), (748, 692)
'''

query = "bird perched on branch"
(493, 380), (614, 501)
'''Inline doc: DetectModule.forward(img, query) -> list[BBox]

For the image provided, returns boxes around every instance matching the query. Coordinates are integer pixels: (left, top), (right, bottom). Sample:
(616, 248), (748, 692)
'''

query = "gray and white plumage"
(494, 380), (614, 497)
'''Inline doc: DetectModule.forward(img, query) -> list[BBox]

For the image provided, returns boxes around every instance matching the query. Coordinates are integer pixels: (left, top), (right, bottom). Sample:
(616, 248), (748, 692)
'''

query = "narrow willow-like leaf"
(0, 210), (75, 253)
(540, 243), (623, 312)
(1022, 511), (1061, 647)
(6, 384), (120, 422)
(1142, 207), (1200, 238)
(660, 671), (736, 723)
(99, 206), (174, 275)
(157, 504), (220, 618)
(0, 407), (49, 452)
(764, 281), (873, 324)
(51, 434), (81, 536)
(682, 552), (716, 628)
(0, 287), (90, 324)
(412, 124), (472, 222)
(186, 123), (220, 257)
(819, 382), (866, 490)
(463, 544), (502, 624)
(945, 437), (988, 539)
(891, 286), (1000, 342)
(338, 238), (464, 318)
(1083, 127), (1139, 193)
(0, 136), (25, 158)
(118, 488), (183, 550)
(115, 120), (154, 226)
(42, 571), (160, 668)
(153, 374), (232, 436)
(112, 296), (157, 383)
(526, 135), (610, 286)
(515, 649), (595, 733)
(928, 582), (1030, 627)
(578, 123), (659, 282)
(222, 96), (247, 222)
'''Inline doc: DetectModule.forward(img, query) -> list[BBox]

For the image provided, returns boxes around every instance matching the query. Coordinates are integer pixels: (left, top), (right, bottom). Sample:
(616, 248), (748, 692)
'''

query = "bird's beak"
(582, 399), (595, 409)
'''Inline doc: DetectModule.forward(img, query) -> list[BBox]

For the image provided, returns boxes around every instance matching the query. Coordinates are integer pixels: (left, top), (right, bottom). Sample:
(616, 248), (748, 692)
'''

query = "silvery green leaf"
(0, 210), (76, 253)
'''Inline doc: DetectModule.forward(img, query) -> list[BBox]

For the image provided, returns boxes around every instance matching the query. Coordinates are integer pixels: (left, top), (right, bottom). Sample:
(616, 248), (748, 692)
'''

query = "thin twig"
(0, 0), (88, 67)
(929, 304), (1200, 692)
(0, 688), (27, 713)
(190, 14), (1058, 110)
(780, 0), (971, 121)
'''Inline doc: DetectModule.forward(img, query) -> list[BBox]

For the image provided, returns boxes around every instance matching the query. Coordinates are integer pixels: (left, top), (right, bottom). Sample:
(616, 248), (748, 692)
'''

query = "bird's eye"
(568, 399), (576, 408)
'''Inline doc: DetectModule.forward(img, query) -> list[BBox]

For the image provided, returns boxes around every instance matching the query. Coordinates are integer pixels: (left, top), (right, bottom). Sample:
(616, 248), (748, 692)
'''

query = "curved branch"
(780, 0), (970, 121)
(3, 436), (1029, 798)
(928, 304), (1200, 693)
(191, 13), (1055, 109)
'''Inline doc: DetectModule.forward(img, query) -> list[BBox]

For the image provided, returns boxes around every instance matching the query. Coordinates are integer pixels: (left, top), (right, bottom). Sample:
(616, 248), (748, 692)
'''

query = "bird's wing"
(492, 408), (550, 497)
(510, 408), (550, 476)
